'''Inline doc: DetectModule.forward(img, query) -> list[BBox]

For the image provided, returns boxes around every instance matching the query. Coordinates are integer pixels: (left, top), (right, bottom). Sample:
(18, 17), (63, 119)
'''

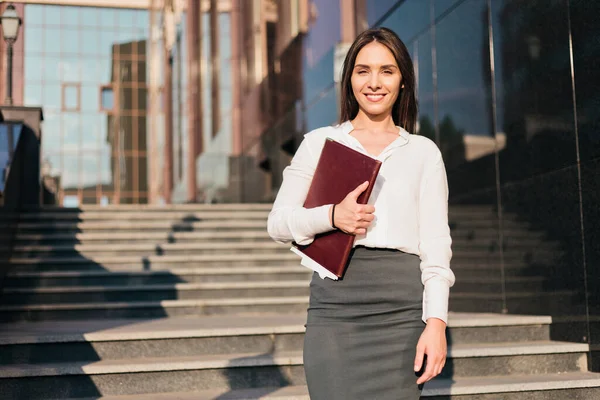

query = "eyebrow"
(354, 64), (398, 69)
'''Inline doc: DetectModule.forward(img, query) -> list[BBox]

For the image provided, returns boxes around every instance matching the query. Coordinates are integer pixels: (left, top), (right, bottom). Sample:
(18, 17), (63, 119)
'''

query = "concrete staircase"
(0, 204), (598, 399)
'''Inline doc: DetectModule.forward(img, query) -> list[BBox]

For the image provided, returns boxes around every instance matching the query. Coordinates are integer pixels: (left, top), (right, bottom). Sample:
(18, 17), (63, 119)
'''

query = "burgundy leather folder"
(291, 138), (382, 279)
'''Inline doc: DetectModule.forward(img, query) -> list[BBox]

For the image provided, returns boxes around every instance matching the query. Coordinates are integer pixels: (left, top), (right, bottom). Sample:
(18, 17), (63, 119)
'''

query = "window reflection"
(25, 5), (44, 26)
(435, 0), (492, 169)
(22, 4), (151, 204)
(24, 57), (44, 83)
(24, 26), (43, 55)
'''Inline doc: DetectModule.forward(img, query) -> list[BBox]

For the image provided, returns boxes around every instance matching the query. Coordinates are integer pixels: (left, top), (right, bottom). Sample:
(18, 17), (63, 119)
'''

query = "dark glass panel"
(378, 0), (430, 43)
(305, 87), (337, 132)
(365, 0), (399, 26)
(436, 0), (494, 171)
(414, 31), (435, 141)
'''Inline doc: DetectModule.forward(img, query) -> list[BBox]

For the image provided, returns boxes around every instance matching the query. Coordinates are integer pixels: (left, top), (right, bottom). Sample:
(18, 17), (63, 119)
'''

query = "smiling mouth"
(364, 93), (386, 102)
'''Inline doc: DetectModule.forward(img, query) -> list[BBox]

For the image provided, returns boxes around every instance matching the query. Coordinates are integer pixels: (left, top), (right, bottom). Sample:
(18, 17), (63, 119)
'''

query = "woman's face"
(351, 41), (402, 119)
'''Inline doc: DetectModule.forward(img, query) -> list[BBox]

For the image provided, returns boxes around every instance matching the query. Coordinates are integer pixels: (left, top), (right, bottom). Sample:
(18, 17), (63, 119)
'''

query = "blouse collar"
(336, 120), (410, 161)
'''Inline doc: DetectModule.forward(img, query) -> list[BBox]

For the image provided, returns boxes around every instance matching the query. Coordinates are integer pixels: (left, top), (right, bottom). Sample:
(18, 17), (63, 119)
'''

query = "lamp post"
(0, 3), (22, 106)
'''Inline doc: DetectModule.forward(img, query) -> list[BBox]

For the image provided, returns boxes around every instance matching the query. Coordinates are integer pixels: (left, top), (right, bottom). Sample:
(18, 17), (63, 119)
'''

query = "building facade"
(257, 0), (600, 371)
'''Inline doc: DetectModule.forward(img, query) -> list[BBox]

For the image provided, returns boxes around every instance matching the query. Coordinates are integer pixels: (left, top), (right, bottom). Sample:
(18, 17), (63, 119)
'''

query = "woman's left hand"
(414, 318), (447, 385)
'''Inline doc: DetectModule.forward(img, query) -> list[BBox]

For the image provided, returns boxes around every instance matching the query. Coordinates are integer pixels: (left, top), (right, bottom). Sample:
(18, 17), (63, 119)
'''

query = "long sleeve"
(418, 151), (455, 324)
(267, 135), (335, 245)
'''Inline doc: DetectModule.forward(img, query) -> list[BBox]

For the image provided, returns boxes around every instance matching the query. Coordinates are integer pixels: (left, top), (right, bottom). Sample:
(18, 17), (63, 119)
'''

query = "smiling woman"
(268, 27), (454, 400)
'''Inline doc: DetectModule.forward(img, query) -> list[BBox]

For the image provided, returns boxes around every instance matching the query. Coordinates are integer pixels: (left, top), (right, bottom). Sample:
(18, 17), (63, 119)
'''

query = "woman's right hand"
(331, 181), (376, 235)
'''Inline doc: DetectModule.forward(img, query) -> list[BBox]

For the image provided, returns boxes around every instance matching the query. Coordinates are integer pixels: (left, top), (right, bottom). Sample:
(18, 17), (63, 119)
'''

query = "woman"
(267, 27), (454, 399)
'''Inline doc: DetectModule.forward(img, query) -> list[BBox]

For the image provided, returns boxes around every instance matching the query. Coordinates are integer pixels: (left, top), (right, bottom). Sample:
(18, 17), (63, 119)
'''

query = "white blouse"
(267, 120), (455, 324)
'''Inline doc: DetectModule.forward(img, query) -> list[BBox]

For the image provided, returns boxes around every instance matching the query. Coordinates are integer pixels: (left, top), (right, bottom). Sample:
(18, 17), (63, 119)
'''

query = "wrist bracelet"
(331, 204), (338, 229)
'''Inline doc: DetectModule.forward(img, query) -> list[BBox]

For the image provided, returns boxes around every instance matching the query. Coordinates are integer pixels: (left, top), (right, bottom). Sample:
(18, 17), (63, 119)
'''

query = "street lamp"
(0, 3), (22, 105)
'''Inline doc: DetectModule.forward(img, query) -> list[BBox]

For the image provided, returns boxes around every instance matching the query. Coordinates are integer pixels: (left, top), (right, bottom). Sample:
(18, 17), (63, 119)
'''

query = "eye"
(357, 70), (368, 75)
(382, 70), (393, 75)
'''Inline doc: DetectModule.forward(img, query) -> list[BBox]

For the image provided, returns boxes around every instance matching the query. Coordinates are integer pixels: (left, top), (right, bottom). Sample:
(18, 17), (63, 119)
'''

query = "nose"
(368, 72), (381, 91)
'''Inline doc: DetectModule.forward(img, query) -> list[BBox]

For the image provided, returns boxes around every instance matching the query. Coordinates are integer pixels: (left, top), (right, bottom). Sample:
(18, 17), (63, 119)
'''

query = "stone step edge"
(3, 280), (310, 294)
(0, 296), (311, 312)
(6, 266), (312, 278)
(4, 270), (546, 285)
(9, 253), (299, 264)
(0, 313), (552, 345)
(69, 372), (600, 399)
(8, 250), (560, 264)
(12, 242), (289, 252)
(0, 343), (590, 379)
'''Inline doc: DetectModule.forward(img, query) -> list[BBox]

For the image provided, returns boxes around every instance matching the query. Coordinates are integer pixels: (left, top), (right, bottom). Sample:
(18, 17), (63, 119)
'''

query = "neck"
(351, 112), (396, 134)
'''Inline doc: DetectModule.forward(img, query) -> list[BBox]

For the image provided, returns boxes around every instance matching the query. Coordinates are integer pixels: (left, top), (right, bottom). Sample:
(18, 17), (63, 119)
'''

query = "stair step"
(0, 297), (311, 321)
(0, 342), (590, 398)
(10, 241), (558, 255)
(15, 211), (271, 222)
(4, 266), (313, 287)
(77, 372), (600, 399)
(16, 220), (269, 232)
(0, 313), (553, 365)
(2, 281), (311, 304)
(13, 229), (550, 244)
(8, 249), (560, 265)
(8, 253), (300, 271)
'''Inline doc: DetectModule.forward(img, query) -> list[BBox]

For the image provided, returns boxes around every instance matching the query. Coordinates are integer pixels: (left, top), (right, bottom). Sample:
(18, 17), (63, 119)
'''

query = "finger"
(362, 205), (376, 214)
(349, 181), (369, 200)
(421, 357), (438, 384)
(414, 347), (424, 372)
(354, 228), (367, 235)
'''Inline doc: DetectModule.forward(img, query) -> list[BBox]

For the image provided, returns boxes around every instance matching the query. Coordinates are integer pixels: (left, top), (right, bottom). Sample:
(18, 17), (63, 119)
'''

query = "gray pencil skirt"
(303, 246), (425, 400)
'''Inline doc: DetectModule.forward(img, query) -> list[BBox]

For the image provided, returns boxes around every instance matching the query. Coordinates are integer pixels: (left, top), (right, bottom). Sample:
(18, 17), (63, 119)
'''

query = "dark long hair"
(339, 27), (417, 133)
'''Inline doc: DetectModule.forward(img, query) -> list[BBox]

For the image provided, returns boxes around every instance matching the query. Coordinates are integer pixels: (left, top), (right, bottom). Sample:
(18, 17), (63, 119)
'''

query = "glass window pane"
(81, 114), (104, 151)
(81, 152), (99, 188)
(60, 55), (81, 82)
(62, 152), (80, 189)
(100, 86), (114, 111)
(44, 28), (61, 54)
(100, 31), (118, 58)
(24, 55), (44, 83)
(41, 111), (62, 152)
(99, 8), (117, 28)
(25, 4), (44, 26)
(117, 9), (136, 28)
(135, 11), (149, 31)
(62, 113), (80, 150)
(24, 83), (43, 107)
(60, 6), (80, 27)
(43, 56), (62, 82)
(63, 85), (79, 110)
(81, 85), (99, 112)
(44, 5), (61, 26)
(43, 83), (62, 110)
(81, 30), (99, 56)
(24, 26), (43, 55)
(61, 28), (80, 54)
(436, 0), (492, 169)
(81, 57), (99, 83)
(379, 0), (430, 43)
(99, 148), (113, 188)
(81, 7), (100, 27)
(43, 153), (62, 178)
